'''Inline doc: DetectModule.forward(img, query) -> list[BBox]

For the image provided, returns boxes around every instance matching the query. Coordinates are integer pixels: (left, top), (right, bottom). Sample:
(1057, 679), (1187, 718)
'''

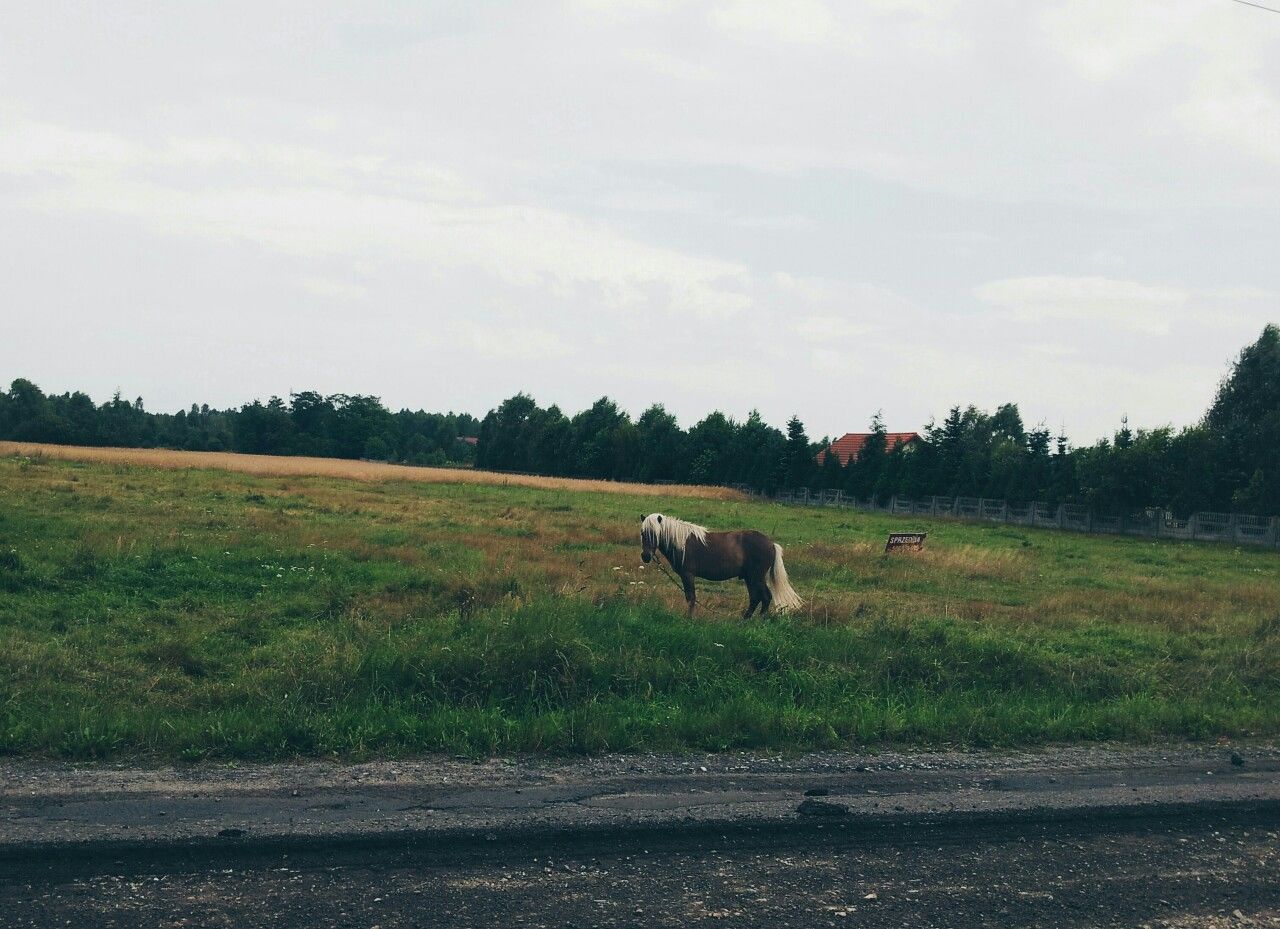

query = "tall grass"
(1, 452), (1277, 760)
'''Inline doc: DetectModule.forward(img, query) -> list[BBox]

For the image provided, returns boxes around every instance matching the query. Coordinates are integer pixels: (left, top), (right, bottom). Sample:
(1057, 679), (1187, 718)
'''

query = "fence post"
(1189, 512), (1199, 541)
(930, 496), (939, 517)
(1001, 501), (1009, 523)
(1056, 504), (1065, 529)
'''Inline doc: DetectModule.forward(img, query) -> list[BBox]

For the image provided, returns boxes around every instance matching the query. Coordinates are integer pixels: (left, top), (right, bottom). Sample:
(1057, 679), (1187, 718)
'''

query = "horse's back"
(697, 528), (775, 578)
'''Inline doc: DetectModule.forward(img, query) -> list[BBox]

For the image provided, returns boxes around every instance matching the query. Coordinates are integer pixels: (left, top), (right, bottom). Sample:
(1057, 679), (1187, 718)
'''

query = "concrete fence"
(728, 485), (1280, 549)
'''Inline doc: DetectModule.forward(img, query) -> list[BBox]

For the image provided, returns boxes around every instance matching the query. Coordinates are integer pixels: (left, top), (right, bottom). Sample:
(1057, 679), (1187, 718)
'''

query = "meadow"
(1, 444), (1278, 760)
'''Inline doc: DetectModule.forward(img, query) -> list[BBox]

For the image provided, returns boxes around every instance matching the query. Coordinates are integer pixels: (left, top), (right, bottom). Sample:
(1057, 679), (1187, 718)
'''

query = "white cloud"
(0, 118), (480, 200)
(975, 276), (1190, 335)
(1039, 0), (1200, 82)
(710, 0), (848, 46)
(6, 117), (754, 321)
(810, 348), (845, 375)
(459, 324), (573, 361)
(795, 316), (879, 342)
(1178, 75), (1280, 166)
(1041, 0), (1280, 172)
(1206, 286), (1277, 303)
(297, 277), (369, 302)
(622, 47), (717, 82)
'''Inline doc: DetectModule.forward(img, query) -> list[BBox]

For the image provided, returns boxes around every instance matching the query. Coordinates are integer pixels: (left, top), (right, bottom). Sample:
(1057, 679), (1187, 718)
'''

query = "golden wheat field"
(0, 441), (742, 500)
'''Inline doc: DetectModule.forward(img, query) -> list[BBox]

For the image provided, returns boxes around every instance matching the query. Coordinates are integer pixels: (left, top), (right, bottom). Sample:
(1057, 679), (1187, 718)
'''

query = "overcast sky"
(2, 1), (1277, 442)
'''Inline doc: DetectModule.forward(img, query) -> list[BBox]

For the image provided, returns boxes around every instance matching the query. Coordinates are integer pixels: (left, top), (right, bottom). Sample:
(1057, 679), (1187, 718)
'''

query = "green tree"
(1, 379), (69, 442)
(818, 439), (845, 490)
(782, 415), (815, 489)
(1205, 324), (1280, 513)
(476, 394), (538, 471)
(686, 412), (735, 485)
(729, 410), (786, 491)
(569, 397), (632, 479)
(232, 397), (295, 454)
(846, 412), (887, 500)
(634, 404), (685, 483)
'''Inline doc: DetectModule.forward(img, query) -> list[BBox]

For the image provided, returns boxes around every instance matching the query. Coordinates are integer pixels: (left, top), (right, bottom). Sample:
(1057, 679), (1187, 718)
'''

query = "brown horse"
(640, 513), (803, 618)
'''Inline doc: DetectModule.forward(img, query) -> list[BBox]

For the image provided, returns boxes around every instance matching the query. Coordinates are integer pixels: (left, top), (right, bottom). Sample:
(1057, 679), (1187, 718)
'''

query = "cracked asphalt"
(6, 745), (1279, 853)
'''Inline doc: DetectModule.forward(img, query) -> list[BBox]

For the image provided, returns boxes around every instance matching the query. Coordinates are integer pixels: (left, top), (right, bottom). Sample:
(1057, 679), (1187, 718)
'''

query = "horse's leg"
(681, 573), (697, 618)
(742, 579), (761, 619)
(759, 575), (774, 615)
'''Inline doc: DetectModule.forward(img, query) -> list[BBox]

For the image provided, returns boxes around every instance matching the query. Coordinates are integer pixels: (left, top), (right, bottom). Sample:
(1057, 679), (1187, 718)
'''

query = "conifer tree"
(782, 415), (815, 489)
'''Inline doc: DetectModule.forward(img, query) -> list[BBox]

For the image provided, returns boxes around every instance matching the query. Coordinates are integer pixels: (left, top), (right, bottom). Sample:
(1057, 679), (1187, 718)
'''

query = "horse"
(639, 513), (803, 618)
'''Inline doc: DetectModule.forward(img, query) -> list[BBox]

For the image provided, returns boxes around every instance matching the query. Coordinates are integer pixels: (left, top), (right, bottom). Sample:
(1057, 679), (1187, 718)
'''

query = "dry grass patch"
(803, 540), (881, 565)
(915, 544), (1033, 582)
(1034, 587), (1261, 633)
(0, 441), (741, 500)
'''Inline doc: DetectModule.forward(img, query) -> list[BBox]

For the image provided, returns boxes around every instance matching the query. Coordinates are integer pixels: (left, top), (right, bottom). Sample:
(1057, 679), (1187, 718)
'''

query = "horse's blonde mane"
(642, 513), (708, 556)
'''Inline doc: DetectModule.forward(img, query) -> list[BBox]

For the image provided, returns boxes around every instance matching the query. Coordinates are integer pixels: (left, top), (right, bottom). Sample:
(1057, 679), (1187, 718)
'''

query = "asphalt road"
(7, 746), (1279, 852)
(5, 808), (1279, 928)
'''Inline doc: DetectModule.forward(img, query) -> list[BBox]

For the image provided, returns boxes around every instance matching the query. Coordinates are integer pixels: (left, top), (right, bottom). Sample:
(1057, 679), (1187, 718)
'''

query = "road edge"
(7, 792), (1279, 868)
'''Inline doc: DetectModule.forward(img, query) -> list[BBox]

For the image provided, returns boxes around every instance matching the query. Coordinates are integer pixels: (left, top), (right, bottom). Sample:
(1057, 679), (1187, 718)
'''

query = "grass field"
(2, 445), (1278, 760)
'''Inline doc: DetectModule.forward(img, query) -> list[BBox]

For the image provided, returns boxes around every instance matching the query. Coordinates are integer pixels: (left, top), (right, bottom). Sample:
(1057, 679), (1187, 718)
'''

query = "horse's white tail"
(766, 544), (803, 613)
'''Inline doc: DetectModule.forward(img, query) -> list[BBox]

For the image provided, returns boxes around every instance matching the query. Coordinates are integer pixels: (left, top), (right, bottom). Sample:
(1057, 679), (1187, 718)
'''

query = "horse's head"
(639, 513), (663, 563)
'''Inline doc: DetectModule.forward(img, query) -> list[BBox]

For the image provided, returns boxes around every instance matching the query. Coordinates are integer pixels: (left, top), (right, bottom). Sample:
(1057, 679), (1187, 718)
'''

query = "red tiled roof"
(818, 431), (921, 466)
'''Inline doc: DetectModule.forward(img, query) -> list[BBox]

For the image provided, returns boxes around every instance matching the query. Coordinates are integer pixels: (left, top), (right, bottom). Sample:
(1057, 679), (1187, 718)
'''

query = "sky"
(2, 0), (1277, 443)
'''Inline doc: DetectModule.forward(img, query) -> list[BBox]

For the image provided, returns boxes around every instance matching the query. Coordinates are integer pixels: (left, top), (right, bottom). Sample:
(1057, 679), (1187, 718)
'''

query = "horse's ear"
(656, 514), (663, 523)
(640, 514), (645, 522)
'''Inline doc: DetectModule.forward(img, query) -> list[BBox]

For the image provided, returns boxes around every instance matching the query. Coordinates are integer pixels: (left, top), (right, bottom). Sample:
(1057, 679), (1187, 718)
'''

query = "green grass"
(2, 453), (1278, 760)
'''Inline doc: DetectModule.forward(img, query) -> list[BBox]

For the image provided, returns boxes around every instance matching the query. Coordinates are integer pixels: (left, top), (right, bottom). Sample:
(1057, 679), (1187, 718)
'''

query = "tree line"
(0, 384), (479, 467)
(474, 326), (1280, 517)
(3, 326), (1277, 516)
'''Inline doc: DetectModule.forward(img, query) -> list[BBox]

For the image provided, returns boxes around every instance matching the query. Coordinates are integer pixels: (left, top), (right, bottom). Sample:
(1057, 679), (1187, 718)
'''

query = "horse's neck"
(659, 532), (702, 569)
(658, 537), (679, 566)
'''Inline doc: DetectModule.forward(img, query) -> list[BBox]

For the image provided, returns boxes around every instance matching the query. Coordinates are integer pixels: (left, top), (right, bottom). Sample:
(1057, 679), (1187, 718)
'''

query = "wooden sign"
(885, 532), (926, 553)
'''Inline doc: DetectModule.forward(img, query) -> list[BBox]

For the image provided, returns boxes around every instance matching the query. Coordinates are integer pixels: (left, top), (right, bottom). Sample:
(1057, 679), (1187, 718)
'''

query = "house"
(817, 431), (921, 466)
